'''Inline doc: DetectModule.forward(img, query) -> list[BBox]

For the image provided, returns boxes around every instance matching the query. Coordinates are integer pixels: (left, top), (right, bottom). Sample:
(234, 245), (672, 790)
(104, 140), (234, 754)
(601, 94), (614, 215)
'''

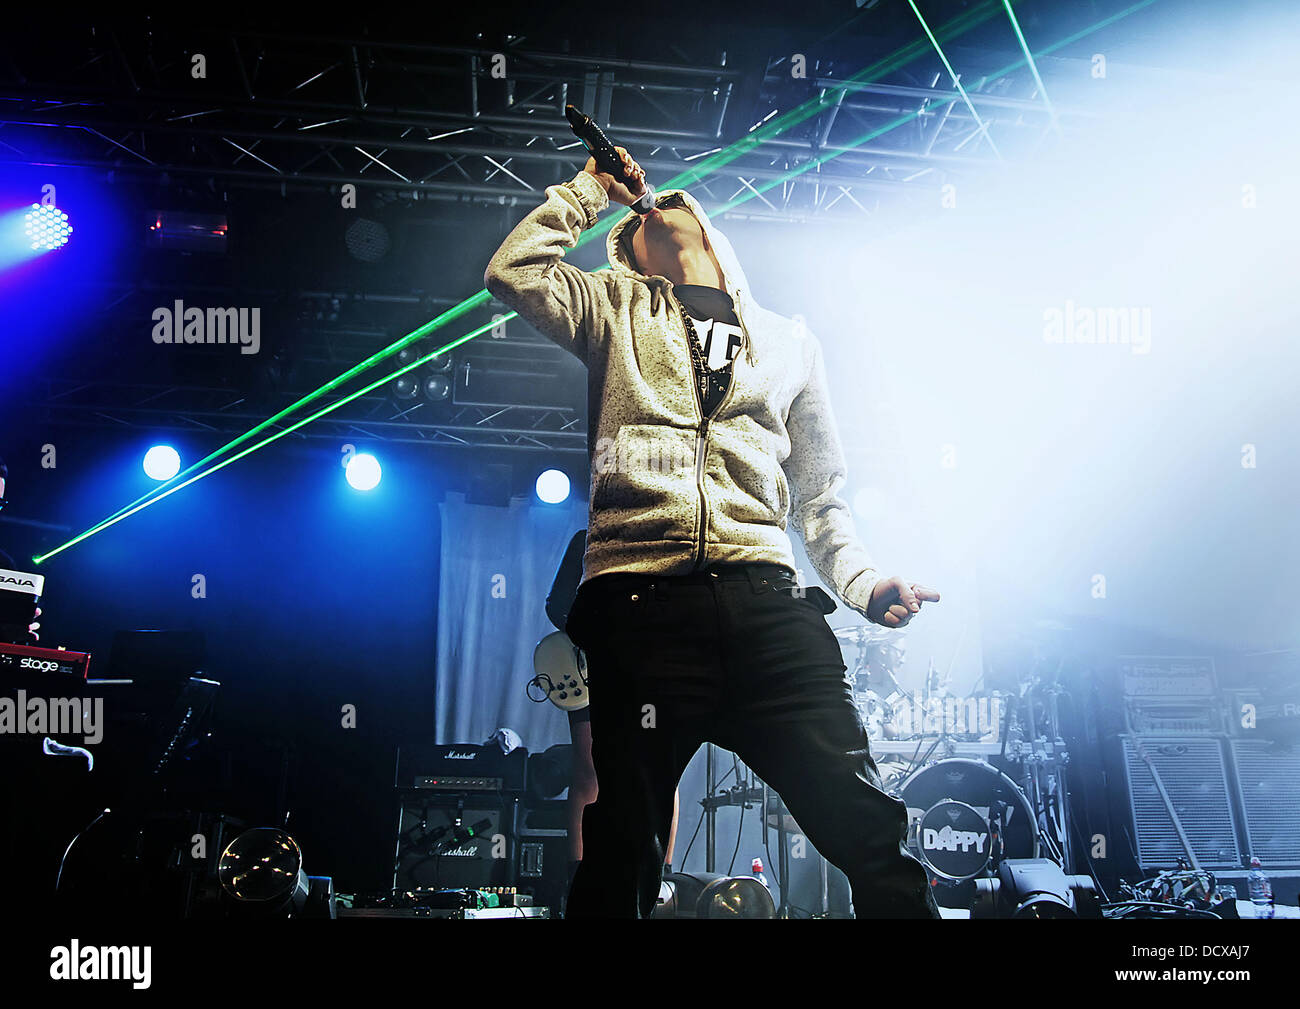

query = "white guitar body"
(532, 630), (590, 712)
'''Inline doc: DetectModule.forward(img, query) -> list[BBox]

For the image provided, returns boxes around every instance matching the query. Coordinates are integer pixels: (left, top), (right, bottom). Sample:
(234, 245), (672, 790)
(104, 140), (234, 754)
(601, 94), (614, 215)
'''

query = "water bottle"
(1247, 856), (1274, 919)
(750, 857), (769, 889)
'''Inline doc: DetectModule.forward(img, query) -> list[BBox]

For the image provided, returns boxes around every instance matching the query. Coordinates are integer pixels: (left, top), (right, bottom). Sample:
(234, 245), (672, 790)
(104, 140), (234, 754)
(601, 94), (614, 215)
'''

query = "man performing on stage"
(485, 147), (942, 918)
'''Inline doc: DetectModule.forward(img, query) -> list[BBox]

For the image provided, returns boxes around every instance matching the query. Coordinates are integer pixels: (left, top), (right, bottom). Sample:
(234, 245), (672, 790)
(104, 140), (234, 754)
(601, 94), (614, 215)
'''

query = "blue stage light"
(535, 468), (570, 504)
(143, 445), (181, 481)
(346, 453), (382, 491)
(24, 203), (72, 251)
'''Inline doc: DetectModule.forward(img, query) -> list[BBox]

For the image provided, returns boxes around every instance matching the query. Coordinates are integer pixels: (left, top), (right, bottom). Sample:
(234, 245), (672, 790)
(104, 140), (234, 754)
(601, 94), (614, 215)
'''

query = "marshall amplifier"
(394, 743), (527, 794)
(392, 795), (519, 892)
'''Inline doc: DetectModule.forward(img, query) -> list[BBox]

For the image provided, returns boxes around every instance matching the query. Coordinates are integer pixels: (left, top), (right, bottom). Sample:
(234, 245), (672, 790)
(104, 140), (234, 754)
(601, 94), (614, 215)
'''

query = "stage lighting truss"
(0, 7), (1082, 225)
(33, 377), (587, 456)
(12, 3), (1162, 560)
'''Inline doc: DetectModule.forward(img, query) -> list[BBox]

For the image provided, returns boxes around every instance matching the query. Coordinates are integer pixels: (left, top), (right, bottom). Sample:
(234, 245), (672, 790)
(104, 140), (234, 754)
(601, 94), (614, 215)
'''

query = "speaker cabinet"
(1228, 739), (1300, 868)
(392, 796), (517, 891)
(1113, 735), (1241, 870)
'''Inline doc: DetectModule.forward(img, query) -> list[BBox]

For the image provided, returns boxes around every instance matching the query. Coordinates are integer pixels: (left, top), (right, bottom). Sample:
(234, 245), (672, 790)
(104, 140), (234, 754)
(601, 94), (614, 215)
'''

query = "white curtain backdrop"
(435, 492), (586, 751)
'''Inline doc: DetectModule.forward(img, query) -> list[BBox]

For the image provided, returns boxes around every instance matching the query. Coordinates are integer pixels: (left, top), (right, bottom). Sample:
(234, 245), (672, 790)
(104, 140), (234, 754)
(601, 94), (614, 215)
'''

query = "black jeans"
(564, 563), (940, 919)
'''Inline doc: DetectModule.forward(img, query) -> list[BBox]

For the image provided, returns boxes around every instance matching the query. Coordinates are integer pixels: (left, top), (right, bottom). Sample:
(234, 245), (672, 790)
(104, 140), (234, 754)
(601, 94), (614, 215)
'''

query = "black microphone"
(565, 104), (657, 215)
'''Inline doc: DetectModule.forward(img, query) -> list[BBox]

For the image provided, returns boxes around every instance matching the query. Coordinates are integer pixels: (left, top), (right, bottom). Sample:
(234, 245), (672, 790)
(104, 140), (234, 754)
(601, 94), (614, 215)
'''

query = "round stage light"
(24, 203), (72, 251)
(535, 468), (570, 504)
(344, 217), (390, 262)
(346, 453), (382, 491)
(423, 375), (451, 401)
(218, 828), (310, 915)
(142, 445), (181, 481)
(655, 872), (776, 919)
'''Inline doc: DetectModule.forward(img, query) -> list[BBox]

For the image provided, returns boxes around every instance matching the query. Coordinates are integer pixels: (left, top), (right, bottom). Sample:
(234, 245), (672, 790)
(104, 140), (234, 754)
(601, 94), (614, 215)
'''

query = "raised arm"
(482, 171), (617, 360)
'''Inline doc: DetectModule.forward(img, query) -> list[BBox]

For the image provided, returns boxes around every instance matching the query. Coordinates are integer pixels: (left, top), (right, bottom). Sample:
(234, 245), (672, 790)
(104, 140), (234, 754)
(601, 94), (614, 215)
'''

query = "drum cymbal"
(765, 794), (803, 834)
(831, 624), (896, 645)
(765, 812), (803, 833)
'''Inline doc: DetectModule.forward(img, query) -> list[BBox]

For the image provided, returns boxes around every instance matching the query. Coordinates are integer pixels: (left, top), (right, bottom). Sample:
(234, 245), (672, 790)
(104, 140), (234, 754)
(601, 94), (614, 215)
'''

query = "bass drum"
(898, 758), (1039, 882)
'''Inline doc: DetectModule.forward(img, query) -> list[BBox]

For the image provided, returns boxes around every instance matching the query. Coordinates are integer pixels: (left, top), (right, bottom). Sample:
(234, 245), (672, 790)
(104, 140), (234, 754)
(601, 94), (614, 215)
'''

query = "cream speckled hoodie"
(484, 170), (885, 618)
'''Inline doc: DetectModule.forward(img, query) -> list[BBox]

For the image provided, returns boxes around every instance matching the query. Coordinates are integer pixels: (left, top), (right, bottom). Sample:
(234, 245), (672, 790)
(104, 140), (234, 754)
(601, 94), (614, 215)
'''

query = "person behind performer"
(546, 529), (678, 885)
(485, 148), (941, 918)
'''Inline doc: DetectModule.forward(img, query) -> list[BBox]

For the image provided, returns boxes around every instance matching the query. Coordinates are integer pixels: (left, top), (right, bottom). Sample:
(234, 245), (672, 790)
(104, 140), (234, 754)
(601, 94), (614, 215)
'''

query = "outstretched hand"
(867, 577), (940, 628)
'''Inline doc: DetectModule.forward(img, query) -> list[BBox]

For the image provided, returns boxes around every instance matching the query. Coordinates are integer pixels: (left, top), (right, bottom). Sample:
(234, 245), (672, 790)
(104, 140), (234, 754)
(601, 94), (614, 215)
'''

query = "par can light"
(142, 445), (181, 482)
(655, 871), (775, 918)
(535, 468), (570, 504)
(218, 828), (310, 915)
(24, 203), (72, 251)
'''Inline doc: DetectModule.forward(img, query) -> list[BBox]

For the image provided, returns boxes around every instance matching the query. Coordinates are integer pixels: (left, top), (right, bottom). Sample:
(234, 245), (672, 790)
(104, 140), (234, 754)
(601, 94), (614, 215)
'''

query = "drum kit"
(762, 623), (1076, 909)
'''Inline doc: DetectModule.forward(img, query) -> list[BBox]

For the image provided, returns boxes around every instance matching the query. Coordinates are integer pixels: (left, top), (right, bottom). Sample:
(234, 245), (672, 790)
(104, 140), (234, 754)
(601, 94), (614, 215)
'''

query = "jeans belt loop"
(744, 565), (769, 594)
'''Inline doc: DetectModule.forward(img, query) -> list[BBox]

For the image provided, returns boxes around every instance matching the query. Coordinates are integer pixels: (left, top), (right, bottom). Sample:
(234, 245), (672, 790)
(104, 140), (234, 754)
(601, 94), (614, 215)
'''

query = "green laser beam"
(643, 0), (1007, 191)
(37, 0), (1157, 563)
(717, 0), (1158, 212)
(1002, 0), (1061, 136)
(52, 290), (490, 547)
(45, 1), (1009, 558)
(909, 0), (1003, 160)
(35, 322), (497, 562)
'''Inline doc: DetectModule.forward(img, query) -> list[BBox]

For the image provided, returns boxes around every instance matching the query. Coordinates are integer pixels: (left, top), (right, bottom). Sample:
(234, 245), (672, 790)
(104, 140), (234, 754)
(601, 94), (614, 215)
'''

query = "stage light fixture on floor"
(535, 469), (570, 504)
(345, 453), (382, 491)
(971, 858), (1101, 918)
(217, 827), (335, 918)
(143, 445), (181, 481)
(25, 203), (72, 251)
(655, 871), (776, 918)
(219, 828), (309, 914)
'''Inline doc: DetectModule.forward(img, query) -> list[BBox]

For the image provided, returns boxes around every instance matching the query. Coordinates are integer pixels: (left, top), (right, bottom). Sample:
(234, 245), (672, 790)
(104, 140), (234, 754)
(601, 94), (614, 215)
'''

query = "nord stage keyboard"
(0, 641), (92, 679)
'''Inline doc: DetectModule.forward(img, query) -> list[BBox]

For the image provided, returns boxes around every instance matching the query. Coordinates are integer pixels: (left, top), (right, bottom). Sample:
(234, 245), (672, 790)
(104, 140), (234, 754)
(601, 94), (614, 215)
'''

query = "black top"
(546, 530), (586, 632)
(673, 284), (743, 417)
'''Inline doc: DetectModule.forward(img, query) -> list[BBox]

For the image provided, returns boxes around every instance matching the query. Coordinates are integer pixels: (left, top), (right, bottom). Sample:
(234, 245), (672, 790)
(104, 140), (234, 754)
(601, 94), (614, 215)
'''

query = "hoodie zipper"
(677, 294), (743, 572)
(625, 198), (749, 570)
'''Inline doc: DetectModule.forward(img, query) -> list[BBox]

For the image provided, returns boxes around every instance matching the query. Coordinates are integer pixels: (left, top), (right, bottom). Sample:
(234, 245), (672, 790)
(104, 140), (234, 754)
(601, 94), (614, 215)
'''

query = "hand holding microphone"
(566, 104), (657, 214)
(583, 146), (649, 208)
